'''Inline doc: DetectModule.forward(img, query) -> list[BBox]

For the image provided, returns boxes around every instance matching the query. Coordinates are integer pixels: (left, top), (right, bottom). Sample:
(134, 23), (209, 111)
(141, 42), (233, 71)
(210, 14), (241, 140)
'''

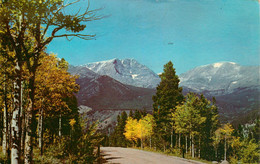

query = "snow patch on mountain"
(213, 63), (223, 68)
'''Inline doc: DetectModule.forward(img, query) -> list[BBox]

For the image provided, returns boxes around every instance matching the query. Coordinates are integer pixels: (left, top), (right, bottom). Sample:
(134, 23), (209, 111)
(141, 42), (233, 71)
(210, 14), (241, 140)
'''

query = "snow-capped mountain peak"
(212, 61), (236, 68)
(82, 58), (161, 88)
(179, 62), (259, 94)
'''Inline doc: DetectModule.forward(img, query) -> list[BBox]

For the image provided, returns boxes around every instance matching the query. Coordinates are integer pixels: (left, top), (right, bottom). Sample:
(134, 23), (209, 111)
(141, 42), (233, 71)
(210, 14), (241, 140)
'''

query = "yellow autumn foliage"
(124, 117), (138, 142)
(124, 114), (154, 144)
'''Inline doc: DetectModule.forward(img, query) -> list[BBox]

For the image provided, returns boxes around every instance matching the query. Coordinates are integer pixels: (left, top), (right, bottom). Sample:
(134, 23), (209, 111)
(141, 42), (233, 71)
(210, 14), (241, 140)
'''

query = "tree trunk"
(170, 133), (173, 148)
(20, 112), (25, 158)
(198, 136), (201, 158)
(185, 135), (187, 154)
(190, 134), (192, 156)
(192, 135), (194, 158)
(141, 138), (143, 149)
(3, 100), (8, 155)
(2, 73), (8, 155)
(19, 81), (23, 158)
(11, 110), (20, 164)
(224, 135), (227, 161)
(150, 136), (152, 149)
(179, 133), (181, 148)
(8, 105), (12, 158)
(38, 109), (43, 155)
(11, 61), (22, 164)
(176, 134), (178, 147)
(24, 100), (33, 164)
(215, 147), (217, 159)
(59, 114), (62, 137)
(24, 75), (36, 164)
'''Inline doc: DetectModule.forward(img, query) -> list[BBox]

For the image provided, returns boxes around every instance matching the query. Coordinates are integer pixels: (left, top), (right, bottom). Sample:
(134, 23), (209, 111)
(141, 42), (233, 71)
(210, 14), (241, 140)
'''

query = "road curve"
(101, 147), (205, 164)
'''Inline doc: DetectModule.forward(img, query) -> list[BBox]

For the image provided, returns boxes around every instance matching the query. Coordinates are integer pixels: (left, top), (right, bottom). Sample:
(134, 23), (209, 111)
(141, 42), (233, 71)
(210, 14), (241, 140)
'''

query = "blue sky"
(47, 0), (260, 74)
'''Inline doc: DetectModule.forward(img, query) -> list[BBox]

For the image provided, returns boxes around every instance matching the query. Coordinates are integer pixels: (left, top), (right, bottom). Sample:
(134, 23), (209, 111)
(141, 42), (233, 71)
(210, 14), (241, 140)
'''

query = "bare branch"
(53, 33), (96, 40)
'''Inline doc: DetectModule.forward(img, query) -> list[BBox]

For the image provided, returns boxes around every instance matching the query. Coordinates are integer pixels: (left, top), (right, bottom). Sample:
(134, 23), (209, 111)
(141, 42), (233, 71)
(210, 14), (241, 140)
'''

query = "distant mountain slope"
(77, 75), (155, 110)
(179, 62), (259, 95)
(81, 58), (161, 88)
(69, 65), (98, 79)
(180, 62), (260, 122)
(68, 66), (155, 110)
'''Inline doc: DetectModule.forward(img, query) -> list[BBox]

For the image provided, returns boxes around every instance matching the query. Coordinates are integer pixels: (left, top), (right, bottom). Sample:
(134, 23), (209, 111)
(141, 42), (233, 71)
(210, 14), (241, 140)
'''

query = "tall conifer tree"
(152, 61), (183, 149)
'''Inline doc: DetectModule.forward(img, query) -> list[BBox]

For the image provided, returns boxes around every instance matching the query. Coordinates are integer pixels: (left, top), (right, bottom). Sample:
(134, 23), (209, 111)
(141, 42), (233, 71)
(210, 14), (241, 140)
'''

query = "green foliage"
(34, 120), (103, 163)
(229, 138), (259, 163)
(75, 121), (103, 163)
(152, 61), (183, 149)
(58, 58), (69, 71)
(250, 118), (260, 142)
(134, 110), (142, 120)
(110, 111), (128, 147)
(240, 139), (259, 163)
(129, 110), (134, 118)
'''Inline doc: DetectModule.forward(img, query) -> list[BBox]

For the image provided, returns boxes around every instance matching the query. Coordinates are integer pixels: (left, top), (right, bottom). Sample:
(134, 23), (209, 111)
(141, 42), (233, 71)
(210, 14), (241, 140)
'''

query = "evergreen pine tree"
(141, 108), (148, 117)
(111, 112), (128, 147)
(129, 110), (134, 118)
(152, 61), (183, 150)
(195, 94), (220, 160)
(119, 111), (128, 147)
(134, 110), (142, 120)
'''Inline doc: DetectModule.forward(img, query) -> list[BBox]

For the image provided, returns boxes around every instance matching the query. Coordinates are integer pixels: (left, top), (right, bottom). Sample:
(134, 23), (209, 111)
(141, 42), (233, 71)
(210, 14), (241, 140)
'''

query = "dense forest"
(105, 62), (260, 163)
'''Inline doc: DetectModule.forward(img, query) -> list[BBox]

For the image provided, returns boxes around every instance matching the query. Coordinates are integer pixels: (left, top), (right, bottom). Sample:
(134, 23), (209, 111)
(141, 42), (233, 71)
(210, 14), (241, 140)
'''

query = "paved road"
(101, 147), (205, 164)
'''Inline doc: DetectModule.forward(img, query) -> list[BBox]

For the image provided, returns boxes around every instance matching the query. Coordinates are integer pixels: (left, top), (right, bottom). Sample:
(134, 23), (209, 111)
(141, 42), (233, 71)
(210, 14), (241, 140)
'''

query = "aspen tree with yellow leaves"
(136, 114), (154, 149)
(34, 54), (79, 155)
(218, 123), (234, 162)
(0, 0), (101, 162)
(124, 117), (138, 146)
(124, 114), (154, 149)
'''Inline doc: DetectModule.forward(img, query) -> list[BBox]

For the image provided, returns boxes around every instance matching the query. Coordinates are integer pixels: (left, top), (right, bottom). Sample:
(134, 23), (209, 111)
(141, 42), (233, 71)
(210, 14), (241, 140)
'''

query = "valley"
(68, 58), (260, 129)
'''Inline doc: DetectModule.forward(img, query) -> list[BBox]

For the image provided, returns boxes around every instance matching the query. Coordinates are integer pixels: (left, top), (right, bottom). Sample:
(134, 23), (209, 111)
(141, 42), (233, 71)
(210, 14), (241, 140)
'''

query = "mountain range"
(68, 59), (260, 128)
(179, 62), (259, 122)
(179, 62), (259, 95)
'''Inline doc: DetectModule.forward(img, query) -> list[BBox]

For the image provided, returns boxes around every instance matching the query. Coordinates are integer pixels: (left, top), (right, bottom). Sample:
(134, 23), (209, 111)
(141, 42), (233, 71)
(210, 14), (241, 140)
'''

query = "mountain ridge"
(75, 58), (161, 88)
(179, 62), (259, 95)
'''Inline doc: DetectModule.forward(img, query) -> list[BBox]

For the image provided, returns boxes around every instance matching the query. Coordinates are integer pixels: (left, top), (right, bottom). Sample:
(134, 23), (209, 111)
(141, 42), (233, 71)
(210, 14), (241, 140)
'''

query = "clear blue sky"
(47, 0), (260, 74)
